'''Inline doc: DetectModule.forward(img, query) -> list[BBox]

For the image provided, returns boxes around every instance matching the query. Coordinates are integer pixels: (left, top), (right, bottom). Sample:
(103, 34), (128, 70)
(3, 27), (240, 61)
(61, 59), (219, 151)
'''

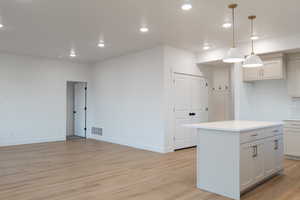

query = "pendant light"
(243, 15), (263, 67)
(223, 4), (245, 63)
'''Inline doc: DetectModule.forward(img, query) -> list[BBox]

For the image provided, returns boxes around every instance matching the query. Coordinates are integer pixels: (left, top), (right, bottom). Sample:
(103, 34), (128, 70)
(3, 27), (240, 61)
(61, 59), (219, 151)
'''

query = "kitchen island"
(186, 121), (284, 200)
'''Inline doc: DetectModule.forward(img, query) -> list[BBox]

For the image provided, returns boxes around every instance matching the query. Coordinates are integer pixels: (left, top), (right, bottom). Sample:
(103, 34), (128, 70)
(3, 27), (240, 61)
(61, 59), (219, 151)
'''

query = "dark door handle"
(73, 111), (77, 114)
(189, 113), (196, 116)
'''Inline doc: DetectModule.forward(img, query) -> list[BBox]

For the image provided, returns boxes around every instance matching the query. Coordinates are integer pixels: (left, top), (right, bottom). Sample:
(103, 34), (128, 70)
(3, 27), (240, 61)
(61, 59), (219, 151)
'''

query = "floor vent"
(92, 127), (103, 136)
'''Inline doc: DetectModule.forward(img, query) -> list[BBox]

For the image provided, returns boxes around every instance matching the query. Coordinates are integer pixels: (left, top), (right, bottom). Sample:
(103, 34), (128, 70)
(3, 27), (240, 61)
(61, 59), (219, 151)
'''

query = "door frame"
(66, 81), (88, 139)
(171, 72), (208, 151)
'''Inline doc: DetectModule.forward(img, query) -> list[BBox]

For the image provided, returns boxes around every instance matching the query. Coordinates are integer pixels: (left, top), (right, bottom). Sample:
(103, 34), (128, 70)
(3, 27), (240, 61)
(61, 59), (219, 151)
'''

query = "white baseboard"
(89, 135), (166, 153)
(0, 137), (66, 147)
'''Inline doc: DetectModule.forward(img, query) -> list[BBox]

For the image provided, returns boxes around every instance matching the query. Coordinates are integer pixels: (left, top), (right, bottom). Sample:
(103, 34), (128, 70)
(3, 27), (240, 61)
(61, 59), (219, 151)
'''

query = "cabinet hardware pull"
(272, 130), (279, 133)
(274, 140), (279, 150)
(251, 134), (258, 137)
(252, 145), (258, 158)
(255, 145), (258, 157)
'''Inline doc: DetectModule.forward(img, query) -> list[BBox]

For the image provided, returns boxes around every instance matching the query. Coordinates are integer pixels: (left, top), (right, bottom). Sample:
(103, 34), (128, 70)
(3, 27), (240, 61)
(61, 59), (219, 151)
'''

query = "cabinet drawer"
(284, 128), (300, 133)
(265, 127), (283, 136)
(284, 121), (300, 129)
(240, 130), (265, 144)
(240, 127), (282, 144)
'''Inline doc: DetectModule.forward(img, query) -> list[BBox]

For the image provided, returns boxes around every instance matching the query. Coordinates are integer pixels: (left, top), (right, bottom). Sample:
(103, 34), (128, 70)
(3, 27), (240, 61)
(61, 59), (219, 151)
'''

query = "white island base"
(186, 121), (284, 200)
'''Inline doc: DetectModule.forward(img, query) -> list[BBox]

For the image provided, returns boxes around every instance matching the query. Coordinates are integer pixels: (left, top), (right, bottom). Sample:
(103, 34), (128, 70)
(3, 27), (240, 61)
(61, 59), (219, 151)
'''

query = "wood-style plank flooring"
(1, 139), (300, 200)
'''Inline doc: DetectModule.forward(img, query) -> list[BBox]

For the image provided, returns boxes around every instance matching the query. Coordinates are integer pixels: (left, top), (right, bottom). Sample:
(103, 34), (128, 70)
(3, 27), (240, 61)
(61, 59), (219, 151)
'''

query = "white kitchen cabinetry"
(287, 54), (300, 97)
(284, 120), (300, 158)
(188, 121), (284, 200)
(240, 130), (283, 193)
(243, 53), (286, 82)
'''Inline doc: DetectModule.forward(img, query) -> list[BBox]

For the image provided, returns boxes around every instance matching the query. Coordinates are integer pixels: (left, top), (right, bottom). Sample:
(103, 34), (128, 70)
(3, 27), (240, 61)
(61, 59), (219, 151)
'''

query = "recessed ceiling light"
(98, 40), (105, 48)
(203, 45), (211, 50)
(181, 3), (192, 10)
(222, 22), (232, 28)
(70, 49), (76, 58)
(0, 24), (3, 29)
(140, 27), (149, 33)
(250, 35), (259, 40)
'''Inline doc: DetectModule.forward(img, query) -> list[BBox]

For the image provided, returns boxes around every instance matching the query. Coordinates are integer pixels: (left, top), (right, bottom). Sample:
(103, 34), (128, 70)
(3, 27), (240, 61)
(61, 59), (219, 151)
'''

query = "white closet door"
(174, 74), (208, 149)
(190, 76), (208, 145)
(174, 74), (192, 149)
(74, 83), (86, 137)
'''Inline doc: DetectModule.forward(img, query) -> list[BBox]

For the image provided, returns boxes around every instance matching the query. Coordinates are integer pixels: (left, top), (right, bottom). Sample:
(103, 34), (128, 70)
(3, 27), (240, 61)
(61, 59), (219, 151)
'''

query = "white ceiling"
(0, 0), (299, 63)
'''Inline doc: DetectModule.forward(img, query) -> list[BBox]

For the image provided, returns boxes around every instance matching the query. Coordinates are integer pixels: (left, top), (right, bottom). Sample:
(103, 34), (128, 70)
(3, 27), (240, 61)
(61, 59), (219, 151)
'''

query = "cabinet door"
(287, 59), (300, 97)
(262, 59), (284, 80)
(253, 141), (265, 182)
(285, 131), (300, 156)
(264, 138), (276, 176)
(240, 143), (254, 191)
(275, 137), (284, 171)
(243, 67), (261, 81)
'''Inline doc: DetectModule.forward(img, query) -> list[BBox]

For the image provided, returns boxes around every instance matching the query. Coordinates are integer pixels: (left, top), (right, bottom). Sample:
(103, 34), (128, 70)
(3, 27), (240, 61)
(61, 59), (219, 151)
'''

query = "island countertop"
(185, 120), (283, 132)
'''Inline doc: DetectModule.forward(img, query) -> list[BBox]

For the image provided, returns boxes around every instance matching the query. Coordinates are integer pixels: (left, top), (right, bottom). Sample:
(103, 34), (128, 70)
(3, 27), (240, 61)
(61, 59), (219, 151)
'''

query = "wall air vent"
(92, 127), (103, 136)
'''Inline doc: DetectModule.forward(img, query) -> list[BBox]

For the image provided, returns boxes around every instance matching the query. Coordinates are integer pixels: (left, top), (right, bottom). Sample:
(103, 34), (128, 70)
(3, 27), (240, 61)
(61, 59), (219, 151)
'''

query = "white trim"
(89, 135), (166, 153)
(0, 137), (66, 147)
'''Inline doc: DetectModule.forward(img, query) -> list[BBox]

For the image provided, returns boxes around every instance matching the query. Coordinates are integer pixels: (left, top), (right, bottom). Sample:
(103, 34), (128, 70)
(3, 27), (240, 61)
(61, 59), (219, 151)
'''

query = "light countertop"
(184, 120), (283, 132)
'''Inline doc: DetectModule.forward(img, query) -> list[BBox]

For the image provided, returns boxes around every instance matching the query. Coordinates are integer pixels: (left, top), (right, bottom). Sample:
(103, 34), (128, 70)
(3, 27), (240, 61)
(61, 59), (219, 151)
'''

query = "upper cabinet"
(287, 53), (300, 97)
(243, 53), (286, 82)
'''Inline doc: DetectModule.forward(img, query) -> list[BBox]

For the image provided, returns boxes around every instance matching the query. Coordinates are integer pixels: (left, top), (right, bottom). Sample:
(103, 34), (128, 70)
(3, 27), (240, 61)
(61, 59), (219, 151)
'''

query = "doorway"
(66, 81), (87, 140)
(173, 73), (209, 150)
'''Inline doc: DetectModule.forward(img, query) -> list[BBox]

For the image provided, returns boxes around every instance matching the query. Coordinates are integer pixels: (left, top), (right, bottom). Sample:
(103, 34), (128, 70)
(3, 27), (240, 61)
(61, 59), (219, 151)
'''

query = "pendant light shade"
(243, 15), (263, 68)
(243, 54), (263, 67)
(223, 4), (245, 63)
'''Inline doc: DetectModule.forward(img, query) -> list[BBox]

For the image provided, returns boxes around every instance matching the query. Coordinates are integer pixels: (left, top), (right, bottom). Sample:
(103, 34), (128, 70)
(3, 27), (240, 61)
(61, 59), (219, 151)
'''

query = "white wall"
(0, 54), (90, 146)
(89, 47), (166, 153)
(233, 62), (292, 122)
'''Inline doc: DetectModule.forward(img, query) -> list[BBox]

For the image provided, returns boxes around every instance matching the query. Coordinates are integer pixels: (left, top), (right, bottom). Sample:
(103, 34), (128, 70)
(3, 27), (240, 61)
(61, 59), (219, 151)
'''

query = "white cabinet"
(240, 141), (265, 191)
(240, 143), (255, 191)
(263, 137), (276, 176)
(287, 54), (300, 97)
(194, 122), (284, 200)
(252, 141), (265, 182)
(284, 120), (300, 158)
(275, 137), (284, 170)
(239, 128), (284, 193)
(243, 53), (286, 82)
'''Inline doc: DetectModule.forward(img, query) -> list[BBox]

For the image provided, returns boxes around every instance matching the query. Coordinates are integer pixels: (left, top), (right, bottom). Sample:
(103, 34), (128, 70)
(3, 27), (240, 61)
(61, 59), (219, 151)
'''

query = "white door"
(190, 76), (208, 146)
(174, 74), (192, 149)
(173, 73), (208, 149)
(74, 82), (86, 138)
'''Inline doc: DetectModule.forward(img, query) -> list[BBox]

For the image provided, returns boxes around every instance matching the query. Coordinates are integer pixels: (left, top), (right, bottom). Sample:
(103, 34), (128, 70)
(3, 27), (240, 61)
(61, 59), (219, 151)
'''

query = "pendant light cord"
(251, 19), (254, 55)
(232, 7), (235, 48)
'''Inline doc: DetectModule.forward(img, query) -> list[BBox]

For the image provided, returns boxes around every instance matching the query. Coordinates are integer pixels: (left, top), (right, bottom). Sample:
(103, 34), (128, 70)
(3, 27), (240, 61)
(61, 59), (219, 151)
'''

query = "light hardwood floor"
(0, 139), (300, 200)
